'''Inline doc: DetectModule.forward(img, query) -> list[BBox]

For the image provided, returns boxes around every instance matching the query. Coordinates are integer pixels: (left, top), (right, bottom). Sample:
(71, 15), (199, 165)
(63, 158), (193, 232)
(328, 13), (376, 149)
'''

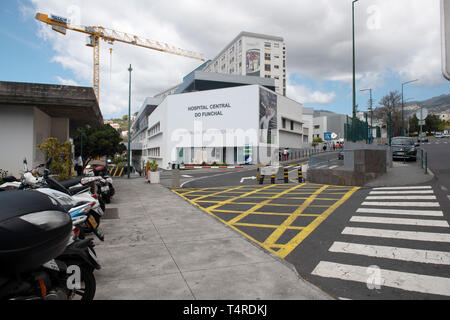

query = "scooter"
(14, 159), (105, 241)
(0, 190), (75, 300)
(84, 164), (115, 203)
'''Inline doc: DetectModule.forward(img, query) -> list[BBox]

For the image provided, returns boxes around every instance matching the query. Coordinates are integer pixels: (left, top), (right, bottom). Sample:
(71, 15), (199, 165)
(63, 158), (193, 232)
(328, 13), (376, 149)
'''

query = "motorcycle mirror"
(23, 158), (28, 171)
(45, 157), (52, 169)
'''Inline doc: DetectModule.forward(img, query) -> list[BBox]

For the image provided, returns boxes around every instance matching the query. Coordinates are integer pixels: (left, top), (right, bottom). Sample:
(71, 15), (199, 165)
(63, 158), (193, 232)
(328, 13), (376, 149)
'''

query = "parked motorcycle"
(84, 164), (115, 203)
(2, 159), (105, 241)
(0, 190), (98, 300)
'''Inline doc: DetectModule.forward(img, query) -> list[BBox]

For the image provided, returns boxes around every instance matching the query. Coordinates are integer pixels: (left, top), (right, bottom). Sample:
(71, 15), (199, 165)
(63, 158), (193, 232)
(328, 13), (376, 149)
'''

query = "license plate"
(101, 186), (109, 192)
(87, 215), (98, 229)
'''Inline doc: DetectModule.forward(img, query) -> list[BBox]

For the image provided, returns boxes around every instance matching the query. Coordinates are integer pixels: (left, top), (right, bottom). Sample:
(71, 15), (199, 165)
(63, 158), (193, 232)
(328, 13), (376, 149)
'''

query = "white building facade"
(133, 85), (307, 170)
(202, 32), (286, 96)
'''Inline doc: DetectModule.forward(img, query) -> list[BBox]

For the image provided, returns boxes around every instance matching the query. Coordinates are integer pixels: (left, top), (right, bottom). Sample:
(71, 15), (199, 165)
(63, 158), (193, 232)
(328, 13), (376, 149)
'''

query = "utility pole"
(360, 88), (373, 138)
(127, 64), (132, 179)
(352, 0), (359, 142)
(401, 79), (419, 136)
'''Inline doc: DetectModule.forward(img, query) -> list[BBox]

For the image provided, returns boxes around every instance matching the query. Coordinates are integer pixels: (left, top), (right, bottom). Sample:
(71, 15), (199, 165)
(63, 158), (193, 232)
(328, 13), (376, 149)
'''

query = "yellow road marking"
(263, 186), (328, 247)
(276, 186), (360, 258)
(172, 183), (360, 260)
(191, 185), (245, 201)
(226, 184), (306, 225)
(233, 222), (304, 230)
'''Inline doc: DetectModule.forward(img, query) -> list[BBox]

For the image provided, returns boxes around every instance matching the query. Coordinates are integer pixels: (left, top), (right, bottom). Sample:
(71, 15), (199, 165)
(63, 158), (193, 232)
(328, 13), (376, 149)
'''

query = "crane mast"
(35, 13), (205, 104)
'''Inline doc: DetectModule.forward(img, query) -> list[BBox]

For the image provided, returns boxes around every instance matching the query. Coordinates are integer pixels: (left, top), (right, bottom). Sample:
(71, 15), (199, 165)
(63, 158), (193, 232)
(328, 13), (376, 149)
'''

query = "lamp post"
(401, 79), (418, 136)
(127, 64), (132, 179)
(351, 0), (359, 142)
(360, 88), (373, 138)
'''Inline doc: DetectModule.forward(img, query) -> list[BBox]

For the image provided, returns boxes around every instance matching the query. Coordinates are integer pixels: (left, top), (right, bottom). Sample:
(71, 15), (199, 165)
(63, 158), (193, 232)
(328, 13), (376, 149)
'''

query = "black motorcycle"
(0, 190), (99, 300)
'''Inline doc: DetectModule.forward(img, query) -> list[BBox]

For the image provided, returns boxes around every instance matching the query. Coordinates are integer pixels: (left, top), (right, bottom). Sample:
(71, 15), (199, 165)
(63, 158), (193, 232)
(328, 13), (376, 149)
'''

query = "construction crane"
(35, 12), (206, 104)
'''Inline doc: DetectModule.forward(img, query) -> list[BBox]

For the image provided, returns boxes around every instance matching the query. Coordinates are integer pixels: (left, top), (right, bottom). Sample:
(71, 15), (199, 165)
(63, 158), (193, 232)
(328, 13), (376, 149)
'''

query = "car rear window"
(392, 138), (413, 145)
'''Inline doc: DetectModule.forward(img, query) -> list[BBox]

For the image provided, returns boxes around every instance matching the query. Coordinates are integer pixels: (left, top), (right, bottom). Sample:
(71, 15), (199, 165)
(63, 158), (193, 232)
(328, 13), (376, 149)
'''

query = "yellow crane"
(35, 12), (206, 104)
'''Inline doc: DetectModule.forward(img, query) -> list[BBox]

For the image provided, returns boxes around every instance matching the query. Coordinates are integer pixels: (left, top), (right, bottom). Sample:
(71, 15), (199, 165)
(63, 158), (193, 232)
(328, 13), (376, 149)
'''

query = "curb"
(180, 166), (244, 169)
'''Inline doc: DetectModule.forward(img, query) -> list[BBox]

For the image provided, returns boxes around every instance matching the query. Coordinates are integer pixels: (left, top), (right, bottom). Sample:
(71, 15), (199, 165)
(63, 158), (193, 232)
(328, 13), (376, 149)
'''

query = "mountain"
(404, 94), (450, 117)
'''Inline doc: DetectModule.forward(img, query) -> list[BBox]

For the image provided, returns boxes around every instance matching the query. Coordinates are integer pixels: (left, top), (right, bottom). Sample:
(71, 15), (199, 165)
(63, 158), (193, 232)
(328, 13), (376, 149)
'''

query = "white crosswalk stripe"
(328, 242), (450, 265)
(356, 208), (444, 217)
(349, 216), (449, 227)
(311, 261), (450, 296)
(311, 185), (450, 297)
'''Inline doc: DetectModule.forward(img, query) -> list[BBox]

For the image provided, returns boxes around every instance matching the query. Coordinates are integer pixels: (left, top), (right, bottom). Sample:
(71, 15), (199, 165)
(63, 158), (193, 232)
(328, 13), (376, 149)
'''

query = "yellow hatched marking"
(226, 184), (306, 225)
(233, 222), (304, 230)
(263, 186), (329, 247)
(205, 184), (279, 212)
(190, 185), (246, 201)
(276, 186), (360, 258)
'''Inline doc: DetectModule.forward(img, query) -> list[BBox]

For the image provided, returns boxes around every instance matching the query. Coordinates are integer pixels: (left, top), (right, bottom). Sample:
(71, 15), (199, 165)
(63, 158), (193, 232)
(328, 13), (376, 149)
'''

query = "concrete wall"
(0, 106), (34, 176)
(33, 107), (52, 166)
(51, 117), (70, 143)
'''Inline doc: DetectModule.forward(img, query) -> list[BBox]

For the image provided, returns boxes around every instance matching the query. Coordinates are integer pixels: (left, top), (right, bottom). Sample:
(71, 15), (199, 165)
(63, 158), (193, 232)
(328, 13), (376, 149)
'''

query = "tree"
(374, 91), (402, 136)
(424, 114), (441, 133)
(37, 137), (72, 180)
(409, 114), (419, 135)
(74, 124), (126, 167)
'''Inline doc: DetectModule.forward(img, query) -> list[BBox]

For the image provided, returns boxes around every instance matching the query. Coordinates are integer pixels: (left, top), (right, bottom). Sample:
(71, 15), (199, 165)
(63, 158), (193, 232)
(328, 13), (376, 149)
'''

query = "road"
(170, 142), (450, 299)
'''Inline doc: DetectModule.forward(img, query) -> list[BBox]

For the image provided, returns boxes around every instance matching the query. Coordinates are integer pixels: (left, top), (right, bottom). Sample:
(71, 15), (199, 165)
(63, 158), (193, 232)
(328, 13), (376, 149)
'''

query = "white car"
(435, 132), (444, 138)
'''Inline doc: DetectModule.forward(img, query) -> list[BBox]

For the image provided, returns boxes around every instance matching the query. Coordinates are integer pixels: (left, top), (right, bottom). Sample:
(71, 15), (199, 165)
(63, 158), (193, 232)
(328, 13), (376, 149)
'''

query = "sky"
(0, 0), (449, 119)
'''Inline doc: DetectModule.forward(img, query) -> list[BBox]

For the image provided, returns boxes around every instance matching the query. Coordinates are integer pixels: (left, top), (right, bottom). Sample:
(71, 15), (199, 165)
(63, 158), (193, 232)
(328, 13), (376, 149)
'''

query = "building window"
(265, 53), (270, 60)
(147, 147), (160, 157)
(290, 121), (294, 131)
(264, 42), (271, 48)
(265, 75), (271, 78)
(265, 64), (271, 71)
(282, 118), (286, 129)
(314, 125), (320, 129)
(274, 43), (279, 48)
(274, 65), (279, 69)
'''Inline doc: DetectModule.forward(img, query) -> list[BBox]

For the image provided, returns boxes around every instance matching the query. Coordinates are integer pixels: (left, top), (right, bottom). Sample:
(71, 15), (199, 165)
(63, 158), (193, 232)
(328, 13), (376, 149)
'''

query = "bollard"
(284, 168), (289, 183)
(425, 152), (428, 175)
(172, 167), (180, 188)
(259, 174), (265, 185)
(271, 174), (275, 184)
(298, 165), (303, 183)
(421, 149), (424, 169)
(256, 167), (260, 185)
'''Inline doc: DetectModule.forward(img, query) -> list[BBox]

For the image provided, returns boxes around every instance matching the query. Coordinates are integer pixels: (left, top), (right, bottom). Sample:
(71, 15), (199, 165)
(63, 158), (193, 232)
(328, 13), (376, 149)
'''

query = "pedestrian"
(332, 142), (336, 151)
(74, 154), (83, 176)
(283, 148), (287, 161)
(323, 144), (327, 152)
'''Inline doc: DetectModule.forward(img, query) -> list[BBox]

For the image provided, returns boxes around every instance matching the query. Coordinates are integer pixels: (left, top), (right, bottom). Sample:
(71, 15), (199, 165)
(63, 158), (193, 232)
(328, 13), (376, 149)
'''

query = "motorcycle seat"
(69, 186), (90, 196)
(59, 177), (82, 188)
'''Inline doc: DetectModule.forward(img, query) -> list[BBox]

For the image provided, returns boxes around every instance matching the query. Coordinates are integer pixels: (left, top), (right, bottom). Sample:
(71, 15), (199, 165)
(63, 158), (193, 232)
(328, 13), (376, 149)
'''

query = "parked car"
(418, 133), (428, 143)
(391, 136), (418, 161)
(443, 132), (450, 138)
(435, 132), (444, 138)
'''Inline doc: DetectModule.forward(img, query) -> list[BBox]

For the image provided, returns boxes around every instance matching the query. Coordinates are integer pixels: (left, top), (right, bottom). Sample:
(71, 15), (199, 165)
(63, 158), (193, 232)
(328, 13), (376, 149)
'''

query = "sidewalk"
(364, 160), (434, 187)
(94, 177), (332, 300)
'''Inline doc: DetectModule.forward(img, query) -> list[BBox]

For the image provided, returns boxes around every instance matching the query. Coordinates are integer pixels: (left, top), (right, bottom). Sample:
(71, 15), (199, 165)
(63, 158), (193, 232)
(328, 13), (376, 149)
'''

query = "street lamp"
(351, 0), (359, 142)
(127, 64), (132, 179)
(401, 79), (419, 136)
(360, 88), (373, 138)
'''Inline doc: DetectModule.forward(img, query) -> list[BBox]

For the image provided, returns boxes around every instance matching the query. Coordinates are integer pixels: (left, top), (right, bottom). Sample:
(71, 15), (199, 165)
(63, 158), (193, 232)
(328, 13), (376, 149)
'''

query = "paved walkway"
(94, 177), (332, 300)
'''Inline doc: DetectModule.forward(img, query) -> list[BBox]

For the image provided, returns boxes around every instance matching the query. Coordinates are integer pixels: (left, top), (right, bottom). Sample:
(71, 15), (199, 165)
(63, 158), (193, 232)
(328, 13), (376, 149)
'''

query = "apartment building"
(202, 31), (286, 96)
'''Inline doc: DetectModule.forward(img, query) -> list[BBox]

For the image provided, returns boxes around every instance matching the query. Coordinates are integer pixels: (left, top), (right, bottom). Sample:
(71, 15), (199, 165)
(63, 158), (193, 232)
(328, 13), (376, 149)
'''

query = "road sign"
(324, 132), (332, 141)
(442, 0), (450, 80)
(416, 108), (428, 120)
(331, 132), (338, 139)
(419, 120), (425, 126)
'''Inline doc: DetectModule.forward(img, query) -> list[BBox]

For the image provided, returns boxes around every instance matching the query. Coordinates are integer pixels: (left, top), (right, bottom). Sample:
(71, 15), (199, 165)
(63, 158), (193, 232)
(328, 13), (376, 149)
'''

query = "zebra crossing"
(310, 185), (450, 298)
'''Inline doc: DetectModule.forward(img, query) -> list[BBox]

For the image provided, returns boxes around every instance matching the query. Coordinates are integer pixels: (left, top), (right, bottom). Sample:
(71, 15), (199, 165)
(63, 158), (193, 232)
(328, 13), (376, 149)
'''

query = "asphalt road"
(171, 142), (450, 299)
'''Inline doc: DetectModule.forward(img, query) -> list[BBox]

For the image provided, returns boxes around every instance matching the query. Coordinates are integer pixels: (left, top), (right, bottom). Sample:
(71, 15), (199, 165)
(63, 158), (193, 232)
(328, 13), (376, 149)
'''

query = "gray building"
(0, 81), (103, 176)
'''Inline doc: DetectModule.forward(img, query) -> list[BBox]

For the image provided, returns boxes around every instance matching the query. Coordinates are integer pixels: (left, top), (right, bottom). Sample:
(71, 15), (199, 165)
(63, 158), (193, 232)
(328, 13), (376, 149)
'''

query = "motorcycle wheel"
(68, 265), (96, 300)
(98, 198), (106, 212)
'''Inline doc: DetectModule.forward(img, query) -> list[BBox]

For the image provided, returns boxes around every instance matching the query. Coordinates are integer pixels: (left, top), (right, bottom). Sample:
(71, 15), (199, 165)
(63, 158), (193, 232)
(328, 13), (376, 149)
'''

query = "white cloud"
(55, 76), (78, 86)
(286, 84), (336, 105)
(23, 0), (447, 118)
